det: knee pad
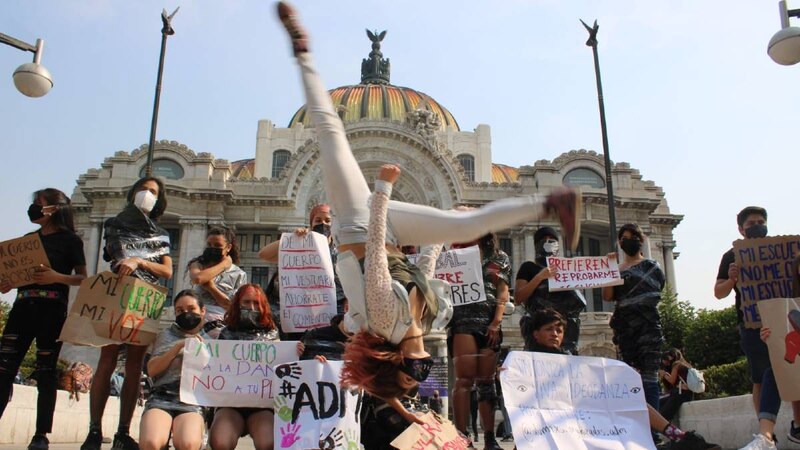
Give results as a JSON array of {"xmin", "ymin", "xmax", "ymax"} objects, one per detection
[{"xmin": 477, "ymin": 382, "xmax": 497, "ymax": 404}]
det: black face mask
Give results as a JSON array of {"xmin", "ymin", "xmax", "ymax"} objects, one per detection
[
  {"xmin": 745, "ymin": 224, "xmax": 768, "ymax": 239},
  {"xmin": 175, "ymin": 312, "xmax": 202, "ymax": 331},
  {"xmin": 201, "ymin": 247, "xmax": 224, "ymax": 264},
  {"xmin": 620, "ymin": 238, "xmax": 642, "ymax": 257},
  {"xmin": 27, "ymin": 204, "xmax": 44, "ymax": 222},
  {"xmin": 239, "ymin": 308, "xmax": 262, "ymax": 329},
  {"xmin": 312, "ymin": 223, "xmax": 331, "ymax": 238},
  {"xmin": 399, "ymin": 356, "xmax": 435, "ymax": 382}
]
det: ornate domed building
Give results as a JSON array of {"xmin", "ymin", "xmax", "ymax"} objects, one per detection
[{"xmin": 69, "ymin": 31, "xmax": 682, "ymax": 361}]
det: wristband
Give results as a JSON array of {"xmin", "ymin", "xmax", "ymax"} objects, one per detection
[{"xmin": 374, "ymin": 180, "xmax": 393, "ymax": 197}]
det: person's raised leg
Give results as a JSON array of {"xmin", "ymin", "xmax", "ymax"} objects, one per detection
[
  {"xmin": 209, "ymin": 408, "xmax": 245, "ymax": 450},
  {"xmin": 277, "ymin": 2, "xmax": 371, "ymax": 245}
]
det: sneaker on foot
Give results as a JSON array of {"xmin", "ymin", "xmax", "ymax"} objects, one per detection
[
  {"xmin": 789, "ymin": 420, "xmax": 800, "ymax": 444},
  {"xmin": 27, "ymin": 434, "xmax": 49, "ymax": 450},
  {"xmin": 671, "ymin": 431, "xmax": 721, "ymax": 450},
  {"xmin": 276, "ymin": 2, "xmax": 308, "ymax": 56},
  {"xmin": 544, "ymin": 187, "xmax": 581, "ymax": 252},
  {"xmin": 111, "ymin": 433, "xmax": 140, "ymax": 450},
  {"xmin": 739, "ymin": 434, "xmax": 777, "ymax": 450},
  {"xmin": 80, "ymin": 430, "xmax": 102, "ymax": 450}
]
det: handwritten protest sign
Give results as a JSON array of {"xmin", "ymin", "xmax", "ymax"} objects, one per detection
[
  {"xmin": 733, "ymin": 236, "xmax": 800, "ymax": 328},
  {"xmin": 407, "ymin": 246, "xmax": 486, "ymax": 306},
  {"xmin": 500, "ymin": 351, "xmax": 654, "ymax": 450},
  {"xmin": 758, "ymin": 298, "xmax": 800, "ymax": 401},
  {"xmin": 0, "ymin": 234, "xmax": 50, "ymax": 288},
  {"xmin": 179, "ymin": 339, "xmax": 299, "ymax": 408},
  {"xmin": 390, "ymin": 413, "xmax": 471, "ymax": 450},
  {"xmin": 271, "ymin": 360, "xmax": 362, "ymax": 449},
  {"xmin": 546, "ymin": 256, "xmax": 623, "ymax": 292},
  {"xmin": 278, "ymin": 232, "xmax": 337, "ymax": 332},
  {"xmin": 59, "ymin": 271, "xmax": 167, "ymax": 347}
]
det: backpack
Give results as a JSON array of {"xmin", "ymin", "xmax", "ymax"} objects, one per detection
[
  {"xmin": 59, "ymin": 362, "xmax": 93, "ymax": 401},
  {"xmin": 684, "ymin": 368, "xmax": 706, "ymax": 394}
]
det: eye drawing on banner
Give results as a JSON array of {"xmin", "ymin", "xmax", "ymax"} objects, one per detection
[
  {"xmin": 276, "ymin": 362, "xmax": 302, "ymax": 379},
  {"xmin": 319, "ymin": 427, "xmax": 343, "ymax": 450},
  {"xmin": 279, "ymin": 422, "xmax": 302, "ymax": 448}
]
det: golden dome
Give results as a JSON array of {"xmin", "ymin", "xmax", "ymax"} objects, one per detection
[
  {"xmin": 288, "ymin": 84, "xmax": 459, "ymax": 132},
  {"xmin": 492, "ymin": 164, "xmax": 519, "ymax": 183}
]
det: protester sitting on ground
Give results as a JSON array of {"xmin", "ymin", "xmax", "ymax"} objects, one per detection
[
  {"xmin": 524, "ymin": 308, "xmax": 720, "ymax": 450},
  {"xmin": 187, "ymin": 226, "xmax": 246, "ymax": 338},
  {"xmin": 659, "ymin": 349, "xmax": 693, "ymax": 422},
  {"xmin": 0, "ymin": 188, "xmax": 87, "ymax": 450},
  {"xmin": 82, "ymin": 177, "xmax": 173, "ymax": 450},
  {"xmin": 210, "ymin": 283, "xmax": 302, "ymax": 450},
  {"xmin": 602, "ymin": 223, "xmax": 665, "ymax": 412},
  {"xmin": 138, "ymin": 290, "xmax": 208, "ymax": 450}
]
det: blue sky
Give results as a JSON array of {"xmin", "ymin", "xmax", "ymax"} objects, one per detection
[{"xmin": 2, "ymin": 1, "xmax": 799, "ymax": 311}]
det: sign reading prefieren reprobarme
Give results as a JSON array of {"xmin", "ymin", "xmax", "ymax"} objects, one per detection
[
  {"xmin": 278, "ymin": 232, "xmax": 337, "ymax": 332},
  {"xmin": 546, "ymin": 256, "xmax": 623, "ymax": 292}
]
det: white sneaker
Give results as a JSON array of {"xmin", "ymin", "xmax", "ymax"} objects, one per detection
[{"xmin": 739, "ymin": 434, "xmax": 777, "ymax": 450}]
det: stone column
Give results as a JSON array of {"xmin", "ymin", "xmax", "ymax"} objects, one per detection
[
  {"xmin": 175, "ymin": 219, "xmax": 208, "ymax": 293},
  {"xmin": 84, "ymin": 219, "xmax": 102, "ymax": 275},
  {"xmin": 643, "ymin": 235, "xmax": 653, "ymax": 259},
  {"xmin": 524, "ymin": 229, "xmax": 536, "ymax": 262},
  {"xmin": 662, "ymin": 242, "xmax": 677, "ymax": 291}
]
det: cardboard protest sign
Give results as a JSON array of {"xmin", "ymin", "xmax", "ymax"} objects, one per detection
[
  {"xmin": 271, "ymin": 360, "xmax": 362, "ymax": 450},
  {"xmin": 278, "ymin": 232, "xmax": 337, "ymax": 332},
  {"xmin": 501, "ymin": 351, "xmax": 654, "ymax": 450},
  {"xmin": 59, "ymin": 271, "xmax": 167, "ymax": 347},
  {"xmin": 407, "ymin": 246, "xmax": 486, "ymax": 306},
  {"xmin": 180, "ymin": 339, "xmax": 300, "ymax": 408},
  {"xmin": 390, "ymin": 413, "xmax": 471, "ymax": 450},
  {"xmin": 758, "ymin": 298, "xmax": 800, "ymax": 401},
  {"xmin": 733, "ymin": 236, "xmax": 800, "ymax": 328},
  {"xmin": 546, "ymin": 256, "xmax": 623, "ymax": 292},
  {"xmin": 0, "ymin": 234, "xmax": 50, "ymax": 288}
]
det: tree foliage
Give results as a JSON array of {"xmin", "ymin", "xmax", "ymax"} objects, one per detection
[
  {"xmin": 684, "ymin": 306, "xmax": 742, "ymax": 369},
  {"xmin": 658, "ymin": 285, "xmax": 695, "ymax": 351}
]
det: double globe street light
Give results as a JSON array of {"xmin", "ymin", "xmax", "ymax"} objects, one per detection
[
  {"xmin": 768, "ymin": 0, "xmax": 800, "ymax": 65},
  {"xmin": 0, "ymin": 32, "xmax": 53, "ymax": 97}
]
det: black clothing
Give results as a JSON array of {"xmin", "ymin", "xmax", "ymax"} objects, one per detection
[
  {"xmin": 0, "ymin": 229, "xmax": 84, "ymax": 434},
  {"xmin": 717, "ymin": 249, "xmax": 743, "ymax": 324},
  {"xmin": 516, "ymin": 259, "xmax": 584, "ymax": 354},
  {"xmin": 360, "ymin": 395, "xmax": 429, "ymax": 450},
  {"xmin": 450, "ymin": 251, "xmax": 511, "ymax": 339},
  {"xmin": 103, "ymin": 205, "xmax": 170, "ymax": 285},
  {"xmin": 609, "ymin": 259, "xmax": 665, "ymax": 376},
  {"xmin": 299, "ymin": 324, "xmax": 347, "ymax": 361},
  {"xmin": 17, "ymin": 230, "xmax": 85, "ymax": 304},
  {"xmin": 527, "ymin": 343, "xmax": 568, "ymax": 355}
]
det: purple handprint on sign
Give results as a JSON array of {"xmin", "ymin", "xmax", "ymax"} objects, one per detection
[{"xmin": 280, "ymin": 422, "xmax": 302, "ymax": 448}]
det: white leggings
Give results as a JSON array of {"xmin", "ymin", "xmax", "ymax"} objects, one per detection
[{"xmin": 297, "ymin": 53, "xmax": 545, "ymax": 246}]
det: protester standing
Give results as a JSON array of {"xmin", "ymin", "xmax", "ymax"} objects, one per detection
[
  {"xmin": 0, "ymin": 189, "xmax": 87, "ymax": 450},
  {"xmin": 81, "ymin": 177, "xmax": 173, "ymax": 450}
]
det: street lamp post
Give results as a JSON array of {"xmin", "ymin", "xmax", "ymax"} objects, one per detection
[
  {"xmin": 145, "ymin": 7, "xmax": 180, "ymax": 178},
  {"xmin": 0, "ymin": 32, "xmax": 53, "ymax": 97},
  {"xmin": 768, "ymin": 0, "xmax": 800, "ymax": 65},
  {"xmin": 580, "ymin": 19, "xmax": 618, "ymax": 248}
]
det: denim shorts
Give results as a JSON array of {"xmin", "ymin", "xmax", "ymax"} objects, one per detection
[{"xmin": 739, "ymin": 324, "xmax": 772, "ymax": 384}]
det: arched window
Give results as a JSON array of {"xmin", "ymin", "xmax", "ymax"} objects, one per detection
[
  {"xmin": 139, "ymin": 158, "xmax": 184, "ymax": 180},
  {"xmin": 457, "ymin": 154, "xmax": 475, "ymax": 182},
  {"xmin": 563, "ymin": 167, "xmax": 605, "ymax": 188},
  {"xmin": 271, "ymin": 150, "xmax": 291, "ymax": 178}
]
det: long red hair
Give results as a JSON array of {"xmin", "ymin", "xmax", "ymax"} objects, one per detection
[
  {"xmin": 224, "ymin": 284, "xmax": 276, "ymax": 330},
  {"xmin": 341, "ymin": 331, "xmax": 417, "ymax": 400}
]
